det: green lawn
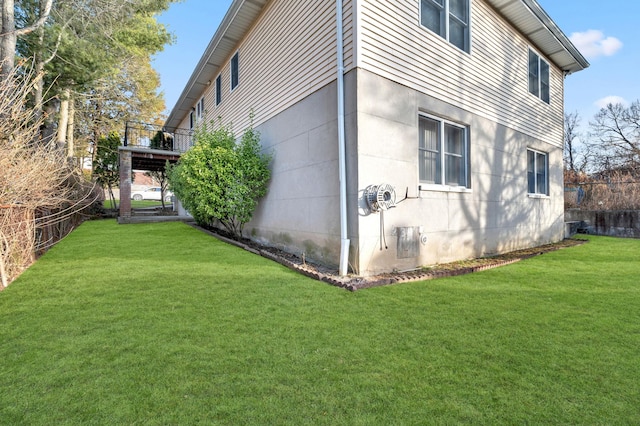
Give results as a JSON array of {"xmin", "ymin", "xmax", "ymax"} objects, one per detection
[
  {"xmin": 103, "ymin": 200, "xmax": 168, "ymax": 210},
  {"xmin": 1, "ymin": 220, "xmax": 639, "ymax": 425}
]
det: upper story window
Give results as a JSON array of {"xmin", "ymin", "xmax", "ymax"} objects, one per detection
[
  {"xmin": 419, "ymin": 114, "xmax": 470, "ymax": 188},
  {"xmin": 420, "ymin": 0, "xmax": 470, "ymax": 52},
  {"xmin": 527, "ymin": 148, "xmax": 548, "ymax": 195},
  {"xmin": 215, "ymin": 75, "xmax": 222, "ymax": 106},
  {"xmin": 528, "ymin": 49, "xmax": 550, "ymax": 104},
  {"xmin": 230, "ymin": 52, "xmax": 239, "ymax": 91},
  {"xmin": 196, "ymin": 97, "xmax": 204, "ymax": 121},
  {"xmin": 189, "ymin": 110, "xmax": 194, "ymax": 130}
]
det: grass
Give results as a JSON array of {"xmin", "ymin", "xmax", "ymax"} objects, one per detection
[
  {"xmin": 103, "ymin": 200, "xmax": 166, "ymax": 209},
  {"xmin": 1, "ymin": 220, "xmax": 639, "ymax": 425}
]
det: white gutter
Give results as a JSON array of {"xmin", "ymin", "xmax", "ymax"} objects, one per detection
[{"xmin": 336, "ymin": 0, "xmax": 350, "ymax": 276}]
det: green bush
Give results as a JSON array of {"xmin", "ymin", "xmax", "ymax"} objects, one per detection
[{"xmin": 168, "ymin": 118, "xmax": 271, "ymax": 238}]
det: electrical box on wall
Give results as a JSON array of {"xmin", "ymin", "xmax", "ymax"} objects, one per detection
[{"xmin": 395, "ymin": 226, "xmax": 421, "ymax": 259}]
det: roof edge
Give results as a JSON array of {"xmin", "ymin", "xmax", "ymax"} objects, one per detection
[
  {"xmin": 522, "ymin": 0, "xmax": 590, "ymax": 73},
  {"xmin": 164, "ymin": 0, "xmax": 247, "ymax": 131}
]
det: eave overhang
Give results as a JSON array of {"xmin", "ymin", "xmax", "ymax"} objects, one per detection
[
  {"xmin": 164, "ymin": 0, "xmax": 269, "ymax": 132},
  {"xmin": 485, "ymin": 0, "xmax": 589, "ymax": 74}
]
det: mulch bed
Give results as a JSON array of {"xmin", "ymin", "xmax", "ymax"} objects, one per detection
[{"xmin": 190, "ymin": 223, "xmax": 588, "ymax": 291}]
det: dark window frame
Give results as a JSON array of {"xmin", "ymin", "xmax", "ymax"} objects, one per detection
[
  {"xmin": 528, "ymin": 49, "xmax": 550, "ymax": 104},
  {"xmin": 420, "ymin": 0, "xmax": 471, "ymax": 53},
  {"xmin": 230, "ymin": 52, "xmax": 239, "ymax": 91},
  {"xmin": 215, "ymin": 75, "xmax": 222, "ymax": 106}
]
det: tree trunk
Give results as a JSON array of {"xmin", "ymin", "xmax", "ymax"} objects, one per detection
[
  {"xmin": 33, "ymin": 25, "xmax": 46, "ymax": 125},
  {"xmin": 57, "ymin": 89, "xmax": 70, "ymax": 151},
  {"xmin": 0, "ymin": 0, "xmax": 53, "ymax": 78},
  {"xmin": 1, "ymin": 0, "xmax": 16, "ymax": 78},
  {"xmin": 67, "ymin": 96, "xmax": 76, "ymax": 161},
  {"xmin": 41, "ymin": 98, "xmax": 58, "ymax": 147}
]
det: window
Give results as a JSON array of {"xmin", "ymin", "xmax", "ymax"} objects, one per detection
[
  {"xmin": 215, "ymin": 75, "xmax": 222, "ymax": 105},
  {"xmin": 528, "ymin": 49, "xmax": 550, "ymax": 103},
  {"xmin": 189, "ymin": 110, "xmax": 194, "ymax": 130},
  {"xmin": 230, "ymin": 52, "xmax": 239, "ymax": 91},
  {"xmin": 419, "ymin": 114, "xmax": 469, "ymax": 187},
  {"xmin": 527, "ymin": 149, "xmax": 548, "ymax": 195},
  {"xmin": 196, "ymin": 97, "xmax": 204, "ymax": 121},
  {"xmin": 420, "ymin": 0, "xmax": 470, "ymax": 52}
]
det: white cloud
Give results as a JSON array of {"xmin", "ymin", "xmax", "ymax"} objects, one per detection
[
  {"xmin": 570, "ymin": 30, "xmax": 623, "ymax": 60},
  {"xmin": 595, "ymin": 96, "xmax": 629, "ymax": 109}
]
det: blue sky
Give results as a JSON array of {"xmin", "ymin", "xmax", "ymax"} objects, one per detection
[{"xmin": 154, "ymin": 0, "xmax": 637, "ymax": 124}]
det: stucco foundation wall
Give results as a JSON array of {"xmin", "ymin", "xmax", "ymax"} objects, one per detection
[
  {"xmin": 353, "ymin": 69, "xmax": 565, "ymax": 275},
  {"xmin": 244, "ymin": 77, "xmax": 358, "ymax": 268}
]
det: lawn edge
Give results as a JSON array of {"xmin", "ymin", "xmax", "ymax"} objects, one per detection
[{"xmin": 187, "ymin": 223, "xmax": 588, "ymax": 291}]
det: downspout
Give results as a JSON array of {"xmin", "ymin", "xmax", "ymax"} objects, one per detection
[{"xmin": 336, "ymin": 0, "xmax": 350, "ymax": 276}]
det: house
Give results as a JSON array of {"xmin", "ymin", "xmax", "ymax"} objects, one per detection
[{"xmin": 164, "ymin": 0, "xmax": 588, "ymax": 276}]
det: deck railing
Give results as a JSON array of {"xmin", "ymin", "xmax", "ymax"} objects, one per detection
[{"xmin": 124, "ymin": 121, "xmax": 193, "ymax": 154}]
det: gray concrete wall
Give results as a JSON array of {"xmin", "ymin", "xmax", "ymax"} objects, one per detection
[
  {"xmin": 244, "ymin": 76, "xmax": 357, "ymax": 268},
  {"xmin": 565, "ymin": 210, "xmax": 640, "ymax": 238}
]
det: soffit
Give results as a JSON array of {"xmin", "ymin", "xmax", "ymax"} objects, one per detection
[
  {"xmin": 485, "ymin": 0, "xmax": 589, "ymax": 73},
  {"xmin": 165, "ymin": 0, "xmax": 269, "ymax": 131}
]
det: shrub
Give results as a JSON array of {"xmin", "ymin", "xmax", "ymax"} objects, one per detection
[
  {"xmin": 168, "ymin": 118, "xmax": 271, "ymax": 238},
  {"xmin": 0, "ymin": 62, "xmax": 97, "ymax": 287}
]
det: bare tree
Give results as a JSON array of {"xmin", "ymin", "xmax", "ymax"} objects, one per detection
[
  {"xmin": 564, "ymin": 111, "xmax": 581, "ymax": 173},
  {"xmin": 589, "ymin": 101, "xmax": 640, "ymax": 176}
]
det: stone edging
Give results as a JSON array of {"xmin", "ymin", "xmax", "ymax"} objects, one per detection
[{"xmin": 188, "ymin": 223, "xmax": 587, "ymax": 291}]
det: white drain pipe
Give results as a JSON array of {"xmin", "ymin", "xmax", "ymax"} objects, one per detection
[{"xmin": 336, "ymin": 0, "xmax": 350, "ymax": 276}]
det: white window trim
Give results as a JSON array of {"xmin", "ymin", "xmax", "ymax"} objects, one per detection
[
  {"xmin": 196, "ymin": 97, "xmax": 205, "ymax": 121},
  {"xmin": 230, "ymin": 51, "xmax": 239, "ymax": 92},
  {"xmin": 419, "ymin": 0, "xmax": 472, "ymax": 54},
  {"xmin": 527, "ymin": 148, "xmax": 550, "ymax": 197},
  {"xmin": 418, "ymin": 113, "xmax": 471, "ymax": 192},
  {"xmin": 528, "ymin": 47, "xmax": 550, "ymax": 104},
  {"xmin": 419, "ymin": 184, "xmax": 472, "ymax": 194}
]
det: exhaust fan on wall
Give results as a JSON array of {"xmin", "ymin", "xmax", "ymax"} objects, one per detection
[{"xmin": 364, "ymin": 183, "xmax": 397, "ymax": 213}]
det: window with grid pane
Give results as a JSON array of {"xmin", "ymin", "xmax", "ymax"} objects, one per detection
[
  {"xmin": 419, "ymin": 115, "xmax": 469, "ymax": 187},
  {"xmin": 420, "ymin": 0, "xmax": 470, "ymax": 52}
]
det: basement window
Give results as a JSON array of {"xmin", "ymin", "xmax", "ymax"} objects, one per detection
[
  {"xmin": 527, "ymin": 148, "xmax": 548, "ymax": 195},
  {"xmin": 419, "ymin": 114, "xmax": 470, "ymax": 188}
]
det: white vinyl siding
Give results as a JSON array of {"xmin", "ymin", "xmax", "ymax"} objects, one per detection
[
  {"xmin": 183, "ymin": 0, "xmax": 350, "ymax": 134},
  {"xmin": 358, "ymin": 0, "xmax": 564, "ymax": 148}
]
